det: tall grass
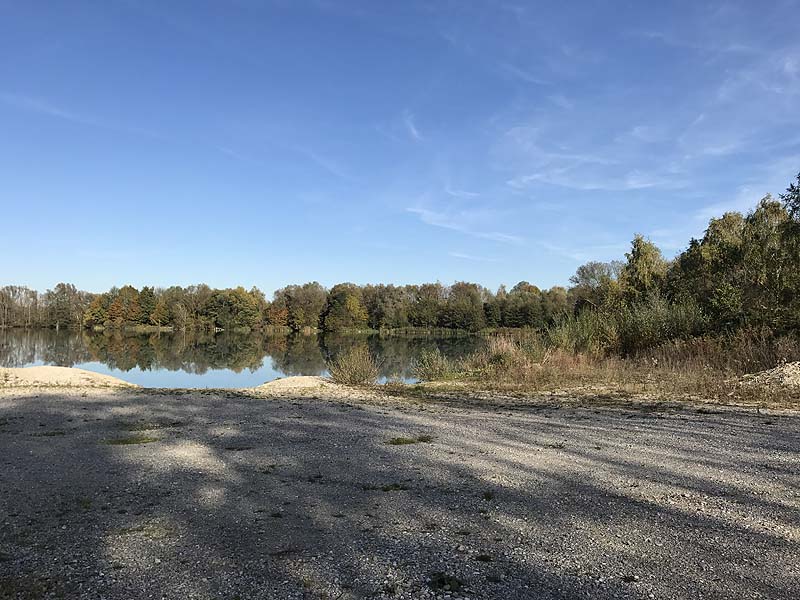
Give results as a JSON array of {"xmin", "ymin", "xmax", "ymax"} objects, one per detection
[
  {"xmin": 412, "ymin": 320, "xmax": 800, "ymax": 405},
  {"xmin": 411, "ymin": 349, "xmax": 459, "ymax": 381},
  {"xmin": 545, "ymin": 297, "xmax": 708, "ymax": 355},
  {"xmin": 327, "ymin": 346, "xmax": 381, "ymax": 385}
]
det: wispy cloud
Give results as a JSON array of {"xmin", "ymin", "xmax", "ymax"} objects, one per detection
[
  {"xmin": 407, "ymin": 207, "xmax": 524, "ymax": 245},
  {"xmin": 508, "ymin": 169, "xmax": 679, "ymax": 192},
  {"xmin": 444, "ymin": 184, "xmax": 480, "ymax": 199},
  {"xmin": 299, "ymin": 148, "xmax": 356, "ymax": 181},
  {"xmin": 448, "ymin": 251, "xmax": 498, "ymax": 262},
  {"xmin": 402, "ymin": 110, "xmax": 423, "ymax": 141},
  {"xmin": 498, "ymin": 62, "xmax": 550, "ymax": 85},
  {"xmin": 0, "ymin": 92, "xmax": 164, "ymax": 139},
  {"xmin": 630, "ymin": 30, "xmax": 757, "ymax": 56},
  {"xmin": 538, "ymin": 240, "xmax": 628, "ymax": 263},
  {"xmin": 695, "ymin": 156, "xmax": 800, "ymax": 221}
]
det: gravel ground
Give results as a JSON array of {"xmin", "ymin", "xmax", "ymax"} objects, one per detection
[{"xmin": 0, "ymin": 385, "xmax": 798, "ymax": 599}]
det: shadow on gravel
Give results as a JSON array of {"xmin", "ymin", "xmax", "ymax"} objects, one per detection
[{"xmin": 0, "ymin": 390, "xmax": 798, "ymax": 599}]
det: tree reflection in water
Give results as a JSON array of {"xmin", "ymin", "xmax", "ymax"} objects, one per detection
[{"xmin": 0, "ymin": 328, "xmax": 482, "ymax": 385}]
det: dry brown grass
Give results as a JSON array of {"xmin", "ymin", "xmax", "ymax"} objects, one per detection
[
  {"xmin": 327, "ymin": 346, "xmax": 381, "ymax": 386},
  {"xmin": 444, "ymin": 331, "xmax": 800, "ymax": 408}
]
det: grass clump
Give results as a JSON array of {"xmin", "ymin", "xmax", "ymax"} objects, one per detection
[
  {"xmin": 102, "ymin": 435, "xmax": 159, "ymax": 445},
  {"xmin": 118, "ymin": 420, "xmax": 183, "ymax": 431},
  {"xmin": 412, "ymin": 349, "xmax": 459, "ymax": 381},
  {"xmin": 387, "ymin": 434, "xmax": 434, "ymax": 445},
  {"xmin": 363, "ymin": 482, "xmax": 411, "ymax": 492},
  {"xmin": 327, "ymin": 346, "xmax": 381, "ymax": 385}
]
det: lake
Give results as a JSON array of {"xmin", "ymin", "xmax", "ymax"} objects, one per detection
[{"xmin": 0, "ymin": 329, "xmax": 483, "ymax": 388}]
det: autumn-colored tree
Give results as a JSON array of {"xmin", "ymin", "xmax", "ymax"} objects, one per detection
[
  {"xmin": 149, "ymin": 298, "xmax": 170, "ymax": 327},
  {"xmin": 83, "ymin": 296, "xmax": 109, "ymax": 328}
]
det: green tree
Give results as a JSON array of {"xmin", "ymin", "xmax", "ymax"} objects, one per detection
[
  {"xmin": 139, "ymin": 286, "xmax": 156, "ymax": 324},
  {"xmin": 620, "ymin": 235, "xmax": 667, "ymax": 302},
  {"xmin": 321, "ymin": 283, "xmax": 369, "ymax": 331},
  {"xmin": 204, "ymin": 287, "xmax": 261, "ymax": 331},
  {"xmin": 408, "ymin": 283, "xmax": 444, "ymax": 328},
  {"xmin": 439, "ymin": 282, "xmax": 486, "ymax": 331}
]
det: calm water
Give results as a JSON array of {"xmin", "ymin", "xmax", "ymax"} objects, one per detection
[{"xmin": 0, "ymin": 329, "xmax": 482, "ymax": 388}]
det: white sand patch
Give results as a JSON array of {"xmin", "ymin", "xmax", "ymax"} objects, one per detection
[
  {"xmin": 253, "ymin": 375, "xmax": 337, "ymax": 391},
  {"xmin": 0, "ymin": 366, "xmax": 137, "ymax": 388}
]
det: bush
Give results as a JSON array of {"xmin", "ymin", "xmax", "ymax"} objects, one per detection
[
  {"xmin": 412, "ymin": 349, "xmax": 458, "ymax": 381},
  {"xmin": 466, "ymin": 335, "xmax": 534, "ymax": 378},
  {"xmin": 327, "ymin": 346, "xmax": 381, "ymax": 385},
  {"xmin": 617, "ymin": 296, "xmax": 708, "ymax": 354},
  {"xmin": 546, "ymin": 310, "xmax": 617, "ymax": 354}
]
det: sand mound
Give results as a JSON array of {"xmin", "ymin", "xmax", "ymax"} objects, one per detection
[
  {"xmin": 249, "ymin": 375, "xmax": 383, "ymax": 400},
  {"xmin": 740, "ymin": 362, "xmax": 800, "ymax": 388},
  {"xmin": 254, "ymin": 375, "xmax": 337, "ymax": 391},
  {"xmin": 0, "ymin": 366, "xmax": 138, "ymax": 388}
]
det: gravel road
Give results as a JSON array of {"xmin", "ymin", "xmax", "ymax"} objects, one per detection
[{"xmin": 1, "ymin": 386, "xmax": 798, "ymax": 599}]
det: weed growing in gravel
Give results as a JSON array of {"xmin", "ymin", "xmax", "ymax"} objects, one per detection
[
  {"xmin": 118, "ymin": 420, "xmax": 183, "ymax": 431},
  {"xmin": 113, "ymin": 523, "xmax": 174, "ymax": 539},
  {"xmin": 482, "ymin": 490, "xmax": 496, "ymax": 501},
  {"xmin": 364, "ymin": 483, "xmax": 410, "ymax": 492},
  {"xmin": 102, "ymin": 435, "xmax": 159, "ymax": 445},
  {"xmin": 387, "ymin": 434, "xmax": 434, "ymax": 445},
  {"xmin": 388, "ymin": 436, "xmax": 416, "ymax": 445},
  {"xmin": 381, "ymin": 483, "xmax": 410, "ymax": 492}
]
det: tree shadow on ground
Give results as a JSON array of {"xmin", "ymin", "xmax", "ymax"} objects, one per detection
[{"xmin": 0, "ymin": 388, "xmax": 798, "ymax": 599}]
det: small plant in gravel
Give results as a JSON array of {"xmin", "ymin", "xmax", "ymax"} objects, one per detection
[
  {"xmin": 364, "ymin": 482, "xmax": 410, "ymax": 492},
  {"xmin": 119, "ymin": 420, "xmax": 183, "ymax": 431},
  {"xmin": 387, "ymin": 434, "xmax": 434, "ymax": 445},
  {"xmin": 387, "ymin": 436, "xmax": 417, "ymax": 445},
  {"xmin": 381, "ymin": 483, "xmax": 410, "ymax": 492},
  {"xmin": 327, "ymin": 346, "xmax": 381, "ymax": 385},
  {"xmin": 102, "ymin": 435, "xmax": 159, "ymax": 445},
  {"xmin": 482, "ymin": 490, "xmax": 496, "ymax": 501}
]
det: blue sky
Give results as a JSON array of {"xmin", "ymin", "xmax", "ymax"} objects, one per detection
[{"xmin": 2, "ymin": 1, "xmax": 799, "ymax": 294}]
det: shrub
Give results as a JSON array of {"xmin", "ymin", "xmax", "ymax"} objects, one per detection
[
  {"xmin": 617, "ymin": 296, "xmax": 708, "ymax": 354},
  {"xmin": 327, "ymin": 346, "xmax": 380, "ymax": 385},
  {"xmin": 465, "ymin": 335, "xmax": 535, "ymax": 378},
  {"xmin": 546, "ymin": 310, "xmax": 617, "ymax": 354},
  {"xmin": 412, "ymin": 348, "xmax": 458, "ymax": 381}
]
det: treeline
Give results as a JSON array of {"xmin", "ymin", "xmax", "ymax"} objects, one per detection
[
  {"xmin": 0, "ymin": 280, "xmax": 571, "ymax": 333},
  {"xmin": 2, "ymin": 172, "xmax": 798, "ymax": 347}
]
